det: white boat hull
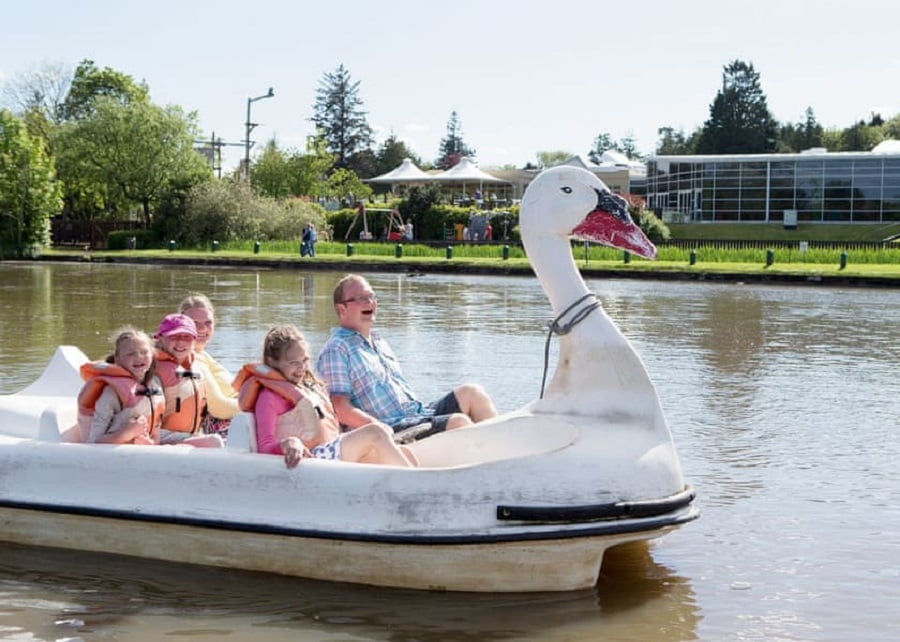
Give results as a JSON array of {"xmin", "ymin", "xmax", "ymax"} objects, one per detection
[{"xmin": 0, "ymin": 345, "xmax": 697, "ymax": 592}]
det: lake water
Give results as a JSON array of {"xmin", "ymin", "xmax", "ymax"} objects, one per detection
[{"xmin": 0, "ymin": 261, "xmax": 898, "ymax": 641}]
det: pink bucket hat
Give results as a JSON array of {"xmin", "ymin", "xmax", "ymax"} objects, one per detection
[{"xmin": 155, "ymin": 313, "xmax": 198, "ymax": 338}]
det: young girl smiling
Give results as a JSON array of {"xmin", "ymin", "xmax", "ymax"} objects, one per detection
[{"xmin": 234, "ymin": 324, "xmax": 416, "ymax": 469}]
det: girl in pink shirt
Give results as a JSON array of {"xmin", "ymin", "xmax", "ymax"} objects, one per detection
[{"xmin": 234, "ymin": 325, "xmax": 416, "ymax": 469}]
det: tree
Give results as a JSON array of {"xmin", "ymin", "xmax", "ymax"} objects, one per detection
[
  {"xmin": 325, "ymin": 167, "xmax": 372, "ymax": 204},
  {"xmin": 0, "ymin": 109, "xmax": 62, "ymax": 257},
  {"xmin": 310, "ymin": 64, "xmax": 373, "ymax": 172},
  {"xmin": 435, "ymin": 111, "xmax": 475, "ymax": 169},
  {"xmin": 54, "ymin": 98, "xmax": 210, "ymax": 226},
  {"xmin": 0, "ymin": 61, "xmax": 73, "ymax": 144},
  {"xmin": 695, "ymin": 60, "xmax": 777, "ymax": 154},
  {"xmin": 60, "ymin": 59, "xmax": 149, "ymax": 122},
  {"xmin": 536, "ymin": 150, "xmax": 572, "ymax": 168},
  {"xmin": 839, "ymin": 119, "xmax": 884, "ymax": 152},
  {"xmin": 655, "ymin": 127, "xmax": 695, "ymax": 155},
  {"xmin": 588, "ymin": 133, "xmax": 615, "ymax": 163},
  {"xmin": 375, "ymin": 133, "xmax": 421, "ymax": 175},
  {"xmin": 250, "ymin": 139, "xmax": 293, "ymax": 198}
]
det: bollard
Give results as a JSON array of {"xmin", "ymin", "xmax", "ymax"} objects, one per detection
[
  {"xmin": 765, "ymin": 249, "xmax": 774, "ymax": 267},
  {"xmin": 211, "ymin": 240, "xmax": 219, "ymax": 252},
  {"xmin": 502, "ymin": 244, "xmax": 510, "ymax": 260},
  {"xmin": 840, "ymin": 251, "xmax": 848, "ymax": 270},
  {"xmin": 446, "ymin": 245, "xmax": 453, "ymax": 260},
  {"xmin": 168, "ymin": 240, "xmax": 176, "ymax": 252},
  {"xmin": 253, "ymin": 241, "xmax": 260, "ymax": 254},
  {"xmin": 689, "ymin": 249, "xmax": 697, "ymax": 266},
  {"xmin": 346, "ymin": 243, "xmax": 355, "ymax": 257},
  {"xmin": 395, "ymin": 243, "xmax": 403, "ymax": 258},
  {"xmin": 623, "ymin": 250, "xmax": 630, "ymax": 264}
]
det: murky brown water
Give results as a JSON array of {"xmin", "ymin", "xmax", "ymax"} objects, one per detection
[{"xmin": 1, "ymin": 262, "xmax": 899, "ymax": 641}]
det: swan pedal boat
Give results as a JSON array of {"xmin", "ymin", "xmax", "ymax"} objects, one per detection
[{"xmin": 0, "ymin": 167, "xmax": 698, "ymax": 593}]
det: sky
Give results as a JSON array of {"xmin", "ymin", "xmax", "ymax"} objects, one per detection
[{"xmin": 2, "ymin": 0, "xmax": 899, "ymax": 171}]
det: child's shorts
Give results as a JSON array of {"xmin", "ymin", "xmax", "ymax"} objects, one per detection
[{"xmin": 311, "ymin": 435, "xmax": 342, "ymax": 461}]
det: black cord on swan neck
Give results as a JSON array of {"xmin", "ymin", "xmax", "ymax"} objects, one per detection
[{"xmin": 540, "ymin": 293, "xmax": 602, "ymax": 398}]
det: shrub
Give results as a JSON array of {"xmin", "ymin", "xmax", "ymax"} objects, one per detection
[{"xmin": 107, "ymin": 229, "xmax": 159, "ymax": 249}]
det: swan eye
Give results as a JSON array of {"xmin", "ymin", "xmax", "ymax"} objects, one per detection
[{"xmin": 560, "ymin": 186, "xmax": 572, "ymax": 194}]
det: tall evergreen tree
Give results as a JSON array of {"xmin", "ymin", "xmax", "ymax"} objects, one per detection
[
  {"xmin": 435, "ymin": 111, "xmax": 475, "ymax": 169},
  {"xmin": 695, "ymin": 60, "xmax": 777, "ymax": 154},
  {"xmin": 310, "ymin": 64, "xmax": 373, "ymax": 172}
]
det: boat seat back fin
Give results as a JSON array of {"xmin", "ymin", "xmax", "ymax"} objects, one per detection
[
  {"xmin": 227, "ymin": 412, "xmax": 258, "ymax": 452},
  {"xmin": 20, "ymin": 346, "xmax": 89, "ymax": 397},
  {"xmin": 39, "ymin": 405, "xmax": 78, "ymax": 442}
]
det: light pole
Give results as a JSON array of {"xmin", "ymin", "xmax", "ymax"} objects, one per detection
[{"xmin": 243, "ymin": 87, "xmax": 274, "ymax": 180}]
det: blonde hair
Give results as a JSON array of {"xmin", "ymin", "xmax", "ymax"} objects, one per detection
[
  {"xmin": 262, "ymin": 324, "xmax": 319, "ymax": 386},
  {"xmin": 108, "ymin": 326, "xmax": 155, "ymax": 383},
  {"xmin": 179, "ymin": 292, "xmax": 214, "ymax": 315}
]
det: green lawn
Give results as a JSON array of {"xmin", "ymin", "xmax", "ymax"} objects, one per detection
[{"xmin": 668, "ymin": 223, "xmax": 900, "ymax": 242}]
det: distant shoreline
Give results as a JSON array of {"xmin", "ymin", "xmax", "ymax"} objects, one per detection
[{"xmin": 23, "ymin": 252, "xmax": 900, "ymax": 289}]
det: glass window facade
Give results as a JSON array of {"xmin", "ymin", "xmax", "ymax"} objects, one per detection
[{"xmin": 646, "ymin": 152, "xmax": 900, "ymax": 223}]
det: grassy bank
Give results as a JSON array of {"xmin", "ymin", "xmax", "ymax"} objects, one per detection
[
  {"xmin": 668, "ymin": 222, "xmax": 900, "ymax": 242},
  {"xmin": 38, "ymin": 242, "xmax": 900, "ymax": 287}
]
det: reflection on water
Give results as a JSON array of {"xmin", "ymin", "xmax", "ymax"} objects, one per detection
[
  {"xmin": 3, "ymin": 263, "xmax": 900, "ymax": 640},
  {"xmin": 0, "ymin": 542, "xmax": 697, "ymax": 641}
]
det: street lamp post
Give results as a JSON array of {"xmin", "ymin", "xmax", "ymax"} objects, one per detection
[{"xmin": 243, "ymin": 87, "xmax": 274, "ymax": 180}]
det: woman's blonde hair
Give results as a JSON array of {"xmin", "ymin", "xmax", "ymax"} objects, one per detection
[{"xmin": 179, "ymin": 292, "xmax": 214, "ymax": 315}]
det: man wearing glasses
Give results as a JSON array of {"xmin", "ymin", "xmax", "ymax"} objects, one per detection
[{"xmin": 317, "ymin": 274, "xmax": 497, "ymax": 439}]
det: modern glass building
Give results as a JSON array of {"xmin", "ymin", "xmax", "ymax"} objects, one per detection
[{"xmin": 646, "ymin": 143, "xmax": 900, "ymax": 223}]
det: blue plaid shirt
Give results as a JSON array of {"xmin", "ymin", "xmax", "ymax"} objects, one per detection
[{"xmin": 316, "ymin": 327, "xmax": 425, "ymax": 426}]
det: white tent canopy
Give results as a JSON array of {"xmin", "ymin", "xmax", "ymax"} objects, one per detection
[
  {"xmin": 366, "ymin": 158, "xmax": 433, "ymax": 183},
  {"xmin": 431, "ymin": 157, "xmax": 506, "ymax": 183}
]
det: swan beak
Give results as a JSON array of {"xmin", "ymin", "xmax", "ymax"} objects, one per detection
[{"xmin": 572, "ymin": 190, "xmax": 657, "ymax": 260}]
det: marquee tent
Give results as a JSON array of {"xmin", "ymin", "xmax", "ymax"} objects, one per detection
[
  {"xmin": 366, "ymin": 158, "xmax": 433, "ymax": 184},
  {"xmin": 431, "ymin": 157, "xmax": 506, "ymax": 185}
]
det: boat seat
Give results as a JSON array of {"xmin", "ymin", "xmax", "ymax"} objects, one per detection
[
  {"xmin": 38, "ymin": 405, "xmax": 79, "ymax": 442},
  {"xmin": 227, "ymin": 412, "xmax": 258, "ymax": 452}
]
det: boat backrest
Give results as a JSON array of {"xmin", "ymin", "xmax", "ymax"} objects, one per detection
[
  {"xmin": 38, "ymin": 404, "xmax": 79, "ymax": 442},
  {"xmin": 227, "ymin": 412, "xmax": 258, "ymax": 453},
  {"xmin": 21, "ymin": 346, "xmax": 89, "ymax": 397}
]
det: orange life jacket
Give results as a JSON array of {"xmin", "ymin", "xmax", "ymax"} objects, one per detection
[
  {"xmin": 76, "ymin": 361, "xmax": 165, "ymax": 443},
  {"xmin": 233, "ymin": 363, "xmax": 339, "ymax": 448},
  {"xmin": 155, "ymin": 349, "xmax": 207, "ymax": 434}
]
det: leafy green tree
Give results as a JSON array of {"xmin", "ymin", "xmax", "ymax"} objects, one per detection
[
  {"xmin": 287, "ymin": 135, "xmax": 335, "ymax": 197},
  {"xmin": 536, "ymin": 150, "xmax": 572, "ymax": 168},
  {"xmin": 0, "ymin": 109, "xmax": 62, "ymax": 257},
  {"xmin": 311, "ymin": 64, "xmax": 373, "ymax": 172},
  {"xmin": 251, "ymin": 139, "xmax": 293, "ymax": 198},
  {"xmin": 695, "ymin": 60, "xmax": 777, "ymax": 154},
  {"xmin": 54, "ymin": 98, "xmax": 210, "ymax": 226},
  {"xmin": 839, "ymin": 119, "xmax": 884, "ymax": 151},
  {"xmin": 435, "ymin": 111, "xmax": 475, "ymax": 169},
  {"xmin": 326, "ymin": 167, "xmax": 372, "ymax": 204},
  {"xmin": 60, "ymin": 59, "xmax": 148, "ymax": 121},
  {"xmin": 883, "ymin": 114, "xmax": 900, "ymax": 140}
]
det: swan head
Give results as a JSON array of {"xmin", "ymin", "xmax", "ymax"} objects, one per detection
[{"xmin": 521, "ymin": 166, "xmax": 656, "ymax": 259}]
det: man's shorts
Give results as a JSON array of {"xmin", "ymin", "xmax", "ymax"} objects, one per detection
[{"xmin": 391, "ymin": 391, "xmax": 461, "ymax": 440}]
